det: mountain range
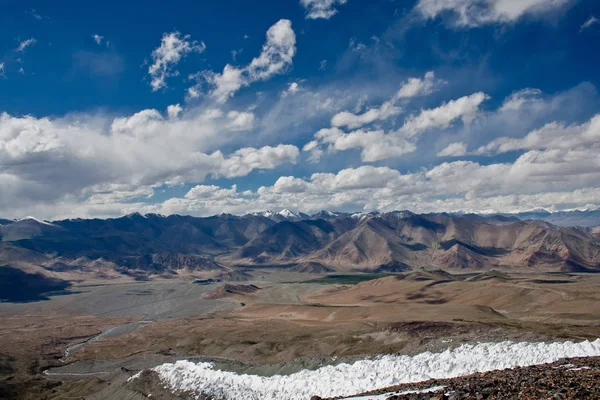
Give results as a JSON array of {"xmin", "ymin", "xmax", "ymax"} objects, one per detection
[{"xmin": 1, "ymin": 209, "xmax": 600, "ymax": 281}]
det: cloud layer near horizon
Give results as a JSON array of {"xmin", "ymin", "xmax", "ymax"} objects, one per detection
[{"xmin": 2, "ymin": 4, "xmax": 600, "ymax": 220}]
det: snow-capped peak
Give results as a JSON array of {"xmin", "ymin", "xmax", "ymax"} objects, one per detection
[
  {"xmin": 125, "ymin": 212, "xmax": 147, "ymax": 219},
  {"xmin": 351, "ymin": 212, "xmax": 371, "ymax": 220},
  {"xmin": 278, "ymin": 209, "xmax": 299, "ymax": 218},
  {"xmin": 18, "ymin": 216, "xmax": 57, "ymax": 226},
  {"xmin": 250, "ymin": 210, "xmax": 276, "ymax": 218},
  {"xmin": 249, "ymin": 209, "xmax": 299, "ymax": 219}
]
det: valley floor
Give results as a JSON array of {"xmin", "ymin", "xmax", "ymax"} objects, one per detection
[{"xmin": 1, "ymin": 269, "xmax": 600, "ymax": 399}]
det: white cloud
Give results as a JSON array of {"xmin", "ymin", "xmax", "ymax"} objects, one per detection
[
  {"xmin": 476, "ymin": 113, "xmax": 600, "ymax": 155},
  {"xmin": 198, "ymin": 20, "xmax": 296, "ymax": 103},
  {"xmin": 437, "ymin": 142, "xmax": 467, "ymax": 157},
  {"xmin": 580, "ymin": 16, "xmax": 599, "ymax": 32},
  {"xmin": 331, "ymin": 71, "xmax": 441, "ymax": 129},
  {"xmin": 307, "ymin": 84, "xmax": 487, "ymax": 163},
  {"xmin": 0, "ymin": 63, "xmax": 4, "ymax": 77},
  {"xmin": 227, "ymin": 111, "xmax": 255, "ymax": 130},
  {"xmin": 140, "ymin": 140, "xmax": 600, "ymax": 216},
  {"xmin": 148, "ymin": 32, "xmax": 206, "ymax": 91},
  {"xmin": 312, "ymin": 127, "xmax": 416, "ymax": 162},
  {"xmin": 167, "ymin": 104, "xmax": 183, "ymax": 119},
  {"xmin": 199, "ymin": 65, "xmax": 244, "ymax": 102},
  {"xmin": 302, "ymin": 140, "xmax": 324, "ymax": 163},
  {"xmin": 247, "ymin": 20, "xmax": 296, "ymax": 82},
  {"xmin": 300, "ymin": 0, "xmax": 348, "ymax": 20},
  {"xmin": 400, "ymin": 92, "xmax": 489, "ymax": 137},
  {"xmin": 331, "ymin": 102, "xmax": 401, "ymax": 129},
  {"xmin": 415, "ymin": 0, "xmax": 572, "ymax": 27},
  {"xmin": 499, "ymin": 88, "xmax": 542, "ymax": 111},
  {"xmin": 395, "ymin": 71, "xmax": 441, "ymax": 99},
  {"xmin": 218, "ymin": 145, "xmax": 300, "ymax": 178},
  {"xmin": 273, "ymin": 176, "xmax": 310, "ymax": 193},
  {"xmin": 4, "ymin": 100, "xmax": 600, "ymax": 218},
  {"xmin": 16, "ymin": 38, "xmax": 36, "ymax": 52},
  {"xmin": 282, "ymin": 82, "xmax": 301, "ymax": 97},
  {"xmin": 92, "ymin": 34, "xmax": 104, "ymax": 45},
  {"xmin": 0, "ymin": 105, "xmax": 298, "ymax": 219}
]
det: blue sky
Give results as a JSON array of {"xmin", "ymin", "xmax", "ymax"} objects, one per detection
[{"xmin": 1, "ymin": 0, "xmax": 600, "ymax": 219}]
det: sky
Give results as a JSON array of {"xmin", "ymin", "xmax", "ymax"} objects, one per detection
[{"xmin": 1, "ymin": 0, "xmax": 600, "ymax": 220}]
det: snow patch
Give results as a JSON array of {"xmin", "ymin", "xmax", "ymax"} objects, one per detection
[
  {"xmin": 351, "ymin": 212, "xmax": 370, "ymax": 220},
  {"xmin": 153, "ymin": 339, "xmax": 600, "ymax": 400},
  {"xmin": 127, "ymin": 371, "xmax": 143, "ymax": 382}
]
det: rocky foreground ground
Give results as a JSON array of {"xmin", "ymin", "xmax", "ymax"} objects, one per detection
[{"xmin": 311, "ymin": 357, "xmax": 600, "ymax": 400}]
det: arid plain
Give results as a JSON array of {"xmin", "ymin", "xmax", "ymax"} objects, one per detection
[{"xmin": 2, "ymin": 268, "xmax": 600, "ymax": 399}]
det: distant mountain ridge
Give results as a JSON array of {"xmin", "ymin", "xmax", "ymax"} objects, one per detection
[
  {"xmin": 504, "ymin": 209, "xmax": 600, "ymax": 228},
  {"xmin": 1, "ymin": 209, "xmax": 600, "ymax": 279}
]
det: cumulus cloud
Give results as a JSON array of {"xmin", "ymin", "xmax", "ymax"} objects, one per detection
[
  {"xmin": 437, "ymin": 142, "xmax": 467, "ymax": 157},
  {"xmin": 140, "ymin": 139, "xmax": 600, "ymax": 216},
  {"xmin": 218, "ymin": 145, "xmax": 299, "ymax": 178},
  {"xmin": 167, "ymin": 104, "xmax": 183, "ymax": 119},
  {"xmin": 415, "ymin": 0, "xmax": 572, "ymax": 27},
  {"xmin": 5, "ymin": 101, "xmax": 600, "ymax": 218},
  {"xmin": 476, "ymin": 113, "xmax": 600, "ymax": 155},
  {"xmin": 331, "ymin": 102, "xmax": 401, "ymax": 129},
  {"xmin": 300, "ymin": 0, "xmax": 348, "ymax": 20},
  {"xmin": 400, "ymin": 92, "xmax": 488, "ymax": 137},
  {"xmin": 0, "ymin": 106, "xmax": 299, "ymax": 219},
  {"xmin": 196, "ymin": 20, "xmax": 296, "ymax": 103},
  {"xmin": 331, "ymin": 71, "xmax": 442, "ymax": 129},
  {"xmin": 148, "ymin": 32, "xmax": 206, "ymax": 91},
  {"xmin": 0, "ymin": 63, "xmax": 4, "ymax": 77},
  {"xmin": 396, "ymin": 71, "xmax": 441, "ymax": 99},
  {"xmin": 16, "ymin": 38, "xmax": 36, "ymax": 52},
  {"xmin": 310, "ymin": 127, "xmax": 415, "ymax": 162},
  {"xmin": 282, "ymin": 82, "xmax": 301, "ymax": 97},
  {"xmin": 306, "ymin": 87, "xmax": 488, "ymax": 163},
  {"xmin": 226, "ymin": 111, "xmax": 256, "ymax": 130}
]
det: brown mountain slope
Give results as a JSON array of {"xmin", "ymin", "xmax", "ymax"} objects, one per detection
[
  {"xmin": 231, "ymin": 213, "xmax": 600, "ymax": 272},
  {"xmin": 2, "ymin": 212, "xmax": 600, "ymax": 276}
]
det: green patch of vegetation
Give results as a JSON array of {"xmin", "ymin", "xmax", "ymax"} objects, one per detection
[{"xmin": 299, "ymin": 273, "xmax": 394, "ymax": 285}]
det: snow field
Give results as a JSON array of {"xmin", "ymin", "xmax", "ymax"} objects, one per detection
[{"xmin": 151, "ymin": 339, "xmax": 600, "ymax": 400}]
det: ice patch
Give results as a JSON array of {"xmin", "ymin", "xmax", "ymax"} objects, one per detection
[
  {"xmin": 153, "ymin": 339, "xmax": 600, "ymax": 400},
  {"xmin": 127, "ymin": 371, "xmax": 143, "ymax": 382}
]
